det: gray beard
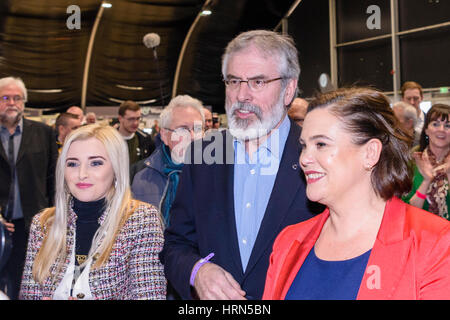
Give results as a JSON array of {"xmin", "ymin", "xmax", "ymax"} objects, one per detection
[
  {"xmin": 0, "ymin": 109, "xmax": 22, "ymax": 127},
  {"xmin": 226, "ymin": 95, "xmax": 286, "ymax": 141}
]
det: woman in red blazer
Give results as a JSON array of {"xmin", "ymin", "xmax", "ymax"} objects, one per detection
[{"xmin": 263, "ymin": 88, "xmax": 450, "ymax": 300}]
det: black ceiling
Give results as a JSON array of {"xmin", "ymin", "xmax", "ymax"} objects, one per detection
[{"xmin": 0, "ymin": 0, "xmax": 296, "ymax": 113}]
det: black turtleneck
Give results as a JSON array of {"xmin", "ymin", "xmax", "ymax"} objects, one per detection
[{"xmin": 72, "ymin": 197, "xmax": 105, "ymax": 265}]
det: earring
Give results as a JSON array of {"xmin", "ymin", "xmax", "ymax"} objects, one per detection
[
  {"xmin": 114, "ymin": 179, "xmax": 118, "ymax": 189},
  {"xmin": 365, "ymin": 164, "xmax": 373, "ymax": 171}
]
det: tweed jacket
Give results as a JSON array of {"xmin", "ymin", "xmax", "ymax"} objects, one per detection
[{"xmin": 19, "ymin": 200, "xmax": 166, "ymax": 300}]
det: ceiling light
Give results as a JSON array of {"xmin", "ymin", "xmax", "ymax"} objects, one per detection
[
  {"xmin": 28, "ymin": 89, "xmax": 63, "ymax": 93},
  {"xmin": 108, "ymin": 98, "xmax": 157, "ymax": 105},
  {"xmin": 102, "ymin": 2, "xmax": 112, "ymax": 8},
  {"xmin": 116, "ymin": 84, "xmax": 144, "ymax": 91},
  {"xmin": 201, "ymin": 10, "xmax": 212, "ymax": 16}
]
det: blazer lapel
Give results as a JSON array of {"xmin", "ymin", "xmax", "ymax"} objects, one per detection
[
  {"xmin": 357, "ymin": 198, "xmax": 412, "ymax": 299},
  {"xmin": 0, "ymin": 138, "xmax": 7, "ymax": 163},
  {"xmin": 245, "ymin": 122, "xmax": 303, "ymax": 276},
  {"xmin": 358, "ymin": 238, "xmax": 412, "ymax": 299},
  {"xmin": 16, "ymin": 118, "xmax": 31, "ymax": 164},
  {"xmin": 274, "ymin": 212, "xmax": 328, "ymax": 299},
  {"xmin": 0, "ymin": 119, "xmax": 28, "ymax": 164},
  {"xmin": 214, "ymin": 130, "xmax": 244, "ymax": 275}
]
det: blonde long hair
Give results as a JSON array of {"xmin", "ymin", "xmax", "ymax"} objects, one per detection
[{"xmin": 33, "ymin": 124, "xmax": 133, "ymax": 283}]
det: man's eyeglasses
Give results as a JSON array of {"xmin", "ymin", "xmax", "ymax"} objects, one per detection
[
  {"xmin": 0, "ymin": 95, "xmax": 25, "ymax": 104},
  {"xmin": 223, "ymin": 77, "xmax": 284, "ymax": 92},
  {"xmin": 164, "ymin": 125, "xmax": 204, "ymax": 136}
]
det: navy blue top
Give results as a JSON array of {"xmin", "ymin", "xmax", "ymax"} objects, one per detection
[{"xmin": 285, "ymin": 247, "xmax": 372, "ymax": 300}]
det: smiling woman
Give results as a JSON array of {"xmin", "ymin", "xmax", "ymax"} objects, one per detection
[
  {"xmin": 19, "ymin": 124, "xmax": 166, "ymax": 300},
  {"xmin": 64, "ymin": 137, "xmax": 115, "ymax": 202},
  {"xmin": 403, "ymin": 103, "xmax": 450, "ymax": 220},
  {"xmin": 263, "ymin": 87, "xmax": 450, "ymax": 300}
]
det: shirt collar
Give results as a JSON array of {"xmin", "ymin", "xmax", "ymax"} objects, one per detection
[{"xmin": 0, "ymin": 117, "xmax": 23, "ymax": 135}]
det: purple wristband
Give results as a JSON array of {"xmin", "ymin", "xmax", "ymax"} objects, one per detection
[{"xmin": 190, "ymin": 253, "xmax": 215, "ymax": 287}]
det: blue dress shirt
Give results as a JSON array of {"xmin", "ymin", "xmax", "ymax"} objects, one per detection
[{"xmin": 233, "ymin": 115, "xmax": 290, "ymax": 271}]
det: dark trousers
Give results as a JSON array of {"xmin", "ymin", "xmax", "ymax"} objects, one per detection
[{"xmin": 0, "ymin": 218, "xmax": 27, "ymax": 300}]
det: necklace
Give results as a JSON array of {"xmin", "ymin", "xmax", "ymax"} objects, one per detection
[{"xmin": 76, "ymin": 254, "xmax": 87, "ymax": 266}]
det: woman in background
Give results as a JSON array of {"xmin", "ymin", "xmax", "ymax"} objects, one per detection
[
  {"xmin": 403, "ymin": 103, "xmax": 450, "ymax": 220},
  {"xmin": 20, "ymin": 124, "xmax": 166, "ymax": 300},
  {"xmin": 263, "ymin": 88, "xmax": 450, "ymax": 300}
]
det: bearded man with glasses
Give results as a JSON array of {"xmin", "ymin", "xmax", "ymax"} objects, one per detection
[
  {"xmin": 0, "ymin": 77, "xmax": 58, "ymax": 299},
  {"xmin": 161, "ymin": 30, "xmax": 319, "ymax": 300}
]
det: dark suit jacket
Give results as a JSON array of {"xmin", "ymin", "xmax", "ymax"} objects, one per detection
[
  {"xmin": 0, "ymin": 118, "xmax": 58, "ymax": 230},
  {"xmin": 160, "ymin": 119, "xmax": 318, "ymax": 300}
]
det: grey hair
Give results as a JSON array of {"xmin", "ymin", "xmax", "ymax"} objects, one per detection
[
  {"xmin": 393, "ymin": 101, "xmax": 418, "ymax": 127},
  {"xmin": 160, "ymin": 95, "xmax": 205, "ymax": 128},
  {"xmin": 0, "ymin": 76, "xmax": 28, "ymax": 102},
  {"xmin": 221, "ymin": 30, "xmax": 301, "ymax": 84}
]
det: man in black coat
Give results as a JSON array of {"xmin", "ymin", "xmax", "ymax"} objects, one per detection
[{"xmin": 0, "ymin": 77, "xmax": 58, "ymax": 299}]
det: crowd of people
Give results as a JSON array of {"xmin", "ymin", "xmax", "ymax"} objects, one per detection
[{"xmin": 0, "ymin": 30, "xmax": 449, "ymax": 300}]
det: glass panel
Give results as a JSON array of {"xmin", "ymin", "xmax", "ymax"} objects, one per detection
[
  {"xmin": 336, "ymin": 0, "xmax": 391, "ymax": 43},
  {"xmin": 338, "ymin": 39, "xmax": 392, "ymax": 92},
  {"xmin": 398, "ymin": 0, "xmax": 450, "ymax": 31},
  {"xmin": 288, "ymin": 0, "xmax": 330, "ymax": 97},
  {"xmin": 400, "ymin": 26, "xmax": 450, "ymax": 88}
]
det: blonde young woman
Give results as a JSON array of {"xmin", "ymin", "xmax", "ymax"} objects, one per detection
[{"xmin": 20, "ymin": 124, "xmax": 166, "ymax": 300}]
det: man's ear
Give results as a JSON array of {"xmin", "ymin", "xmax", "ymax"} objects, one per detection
[
  {"xmin": 57, "ymin": 124, "xmax": 64, "ymax": 136},
  {"xmin": 160, "ymin": 128, "xmax": 169, "ymax": 146},
  {"xmin": 284, "ymin": 79, "xmax": 298, "ymax": 106}
]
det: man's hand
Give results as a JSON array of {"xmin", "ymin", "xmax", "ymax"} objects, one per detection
[
  {"xmin": 193, "ymin": 262, "xmax": 246, "ymax": 300},
  {"xmin": 0, "ymin": 218, "xmax": 14, "ymax": 233}
]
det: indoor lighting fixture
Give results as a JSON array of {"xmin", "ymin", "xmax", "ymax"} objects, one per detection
[
  {"xmin": 102, "ymin": 2, "xmax": 112, "ymax": 8},
  {"xmin": 108, "ymin": 98, "xmax": 157, "ymax": 104},
  {"xmin": 116, "ymin": 84, "xmax": 144, "ymax": 91},
  {"xmin": 28, "ymin": 89, "xmax": 63, "ymax": 93}
]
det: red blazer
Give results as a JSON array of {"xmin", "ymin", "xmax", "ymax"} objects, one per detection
[{"xmin": 263, "ymin": 197, "xmax": 450, "ymax": 300}]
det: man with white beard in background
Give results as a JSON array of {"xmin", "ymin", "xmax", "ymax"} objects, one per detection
[{"xmin": 160, "ymin": 30, "xmax": 316, "ymax": 300}]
